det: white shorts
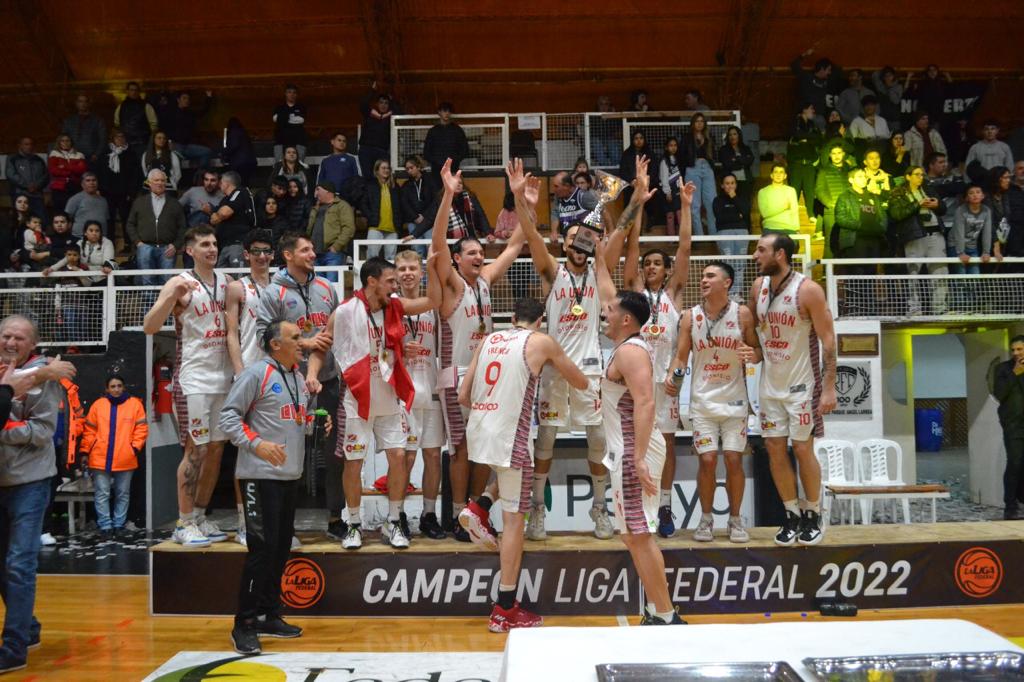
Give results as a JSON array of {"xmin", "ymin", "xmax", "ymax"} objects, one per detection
[
  {"xmin": 338, "ymin": 392, "xmax": 408, "ymax": 460},
  {"xmin": 759, "ymin": 390, "xmax": 822, "ymax": 442},
  {"xmin": 611, "ymin": 431, "xmax": 666, "ymax": 535},
  {"xmin": 176, "ymin": 393, "xmax": 227, "ymax": 446},
  {"xmin": 538, "ymin": 374, "xmax": 602, "ymax": 428},
  {"xmin": 690, "ymin": 414, "xmax": 748, "ymax": 455},
  {"xmin": 405, "ymin": 405, "xmax": 446, "ymax": 451},
  {"xmin": 654, "ymin": 383, "xmax": 680, "ymax": 434},
  {"xmin": 492, "ymin": 463, "xmax": 533, "ymax": 514}
]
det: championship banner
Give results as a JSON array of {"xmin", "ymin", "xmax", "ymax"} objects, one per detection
[{"xmin": 152, "ymin": 539, "xmax": 1024, "ymax": 617}]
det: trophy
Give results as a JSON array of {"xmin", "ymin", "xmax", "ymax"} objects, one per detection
[{"xmin": 568, "ymin": 170, "xmax": 628, "ymax": 256}]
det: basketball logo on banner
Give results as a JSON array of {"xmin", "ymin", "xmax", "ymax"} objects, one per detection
[
  {"xmin": 281, "ymin": 558, "xmax": 325, "ymax": 608},
  {"xmin": 954, "ymin": 547, "xmax": 1003, "ymax": 598}
]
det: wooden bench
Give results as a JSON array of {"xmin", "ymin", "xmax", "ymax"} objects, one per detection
[
  {"xmin": 826, "ymin": 484, "xmax": 950, "ymax": 524},
  {"xmin": 53, "ymin": 476, "xmax": 94, "ymax": 534}
]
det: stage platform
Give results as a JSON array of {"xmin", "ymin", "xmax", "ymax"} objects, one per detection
[{"xmin": 151, "ymin": 521, "xmax": 1024, "ymax": 617}]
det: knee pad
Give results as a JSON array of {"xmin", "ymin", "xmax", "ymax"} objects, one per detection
[
  {"xmin": 585, "ymin": 425, "xmax": 607, "ymax": 464},
  {"xmin": 535, "ymin": 425, "xmax": 557, "ymax": 461}
]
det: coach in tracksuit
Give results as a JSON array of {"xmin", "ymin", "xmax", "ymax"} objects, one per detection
[{"xmin": 220, "ymin": 319, "xmax": 311, "ymax": 656}]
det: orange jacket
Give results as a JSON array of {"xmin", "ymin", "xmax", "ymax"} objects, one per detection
[{"xmin": 80, "ymin": 395, "xmax": 148, "ymax": 472}]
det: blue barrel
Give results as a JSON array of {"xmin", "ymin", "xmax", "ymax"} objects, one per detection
[{"xmin": 915, "ymin": 408, "xmax": 943, "ymax": 452}]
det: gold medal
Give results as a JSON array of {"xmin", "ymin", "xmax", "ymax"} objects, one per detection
[
  {"xmin": 381, "ymin": 349, "xmax": 391, "ymax": 364},
  {"xmin": 571, "ymin": 303, "xmax": 584, "ymax": 316},
  {"xmin": 302, "ymin": 320, "xmax": 314, "ymax": 333},
  {"xmin": 478, "ymin": 322, "xmax": 487, "ymax": 334},
  {"xmin": 648, "ymin": 325, "xmax": 662, "ymax": 337},
  {"xmin": 294, "ymin": 414, "xmax": 303, "ymax": 425}
]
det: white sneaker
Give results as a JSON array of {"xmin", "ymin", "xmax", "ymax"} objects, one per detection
[
  {"xmin": 196, "ymin": 517, "xmax": 227, "ymax": 543},
  {"xmin": 525, "ymin": 505, "xmax": 547, "ymax": 541},
  {"xmin": 728, "ymin": 516, "xmax": 750, "ymax": 543},
  {"xmin": 291, "ymin": 536, "xmax": 302, "ymax": 550},
  {"xmin": 382, "ymin": 518, "xmax": 410, "ymax": 549},
  {"xmin": 172, "ymin": 522, "xmax": 212, "ymax": 548},
  {"xmin": 342, "ymin": 525, "xmax": 362, "ymax": 550},
  {"xmin": 40, "ymin": 532, "xmax": 56, "ymax": 546},
  {"xmin": 235, "ymin": 528, "xmax": 247, "ymax": 547},
  {"xmin": 589, "ymin": 507, "xmax": 615, "ymax": 539},
  {"xmin": 693, "ymin": 517, "xmax": 714, "ymax": 542}
]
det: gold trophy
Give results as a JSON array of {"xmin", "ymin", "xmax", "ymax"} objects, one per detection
[{"xmin": 568, "ymin": 170, "xmax": 627, "ymax": 256}]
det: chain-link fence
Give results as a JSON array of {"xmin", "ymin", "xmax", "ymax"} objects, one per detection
[
  {"xmin": 621, "ymin": 111, "xmax": 743, "ymax": 161},
  {"xmin": 391, "ymin": 114, "xmax": 508, "ymax": 171},
  {"xmin": 0, "ymin": 272, "xmax": 108, "ymax": 346}
]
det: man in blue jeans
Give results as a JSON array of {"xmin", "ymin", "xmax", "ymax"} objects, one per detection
[
  {"xmin": 0, "ymin": 315, "xmax": 61, "ymax": 674},
  {"xmin": 126, "ymin": 169, "xmax": 187, "ymax": 286}
]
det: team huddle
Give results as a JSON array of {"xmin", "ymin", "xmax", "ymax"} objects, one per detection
[{"xmin": 144, "ymin": 154, "xmax": 836, "ymax": 642}]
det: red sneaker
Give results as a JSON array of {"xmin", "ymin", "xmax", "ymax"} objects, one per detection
[
  {"xmin": 488, "ymin": 602, "xmax": 543, "ymax": 633},
  {"xmin": 458, "ymin": 500, "xmax": 498, "ymax": 551}
]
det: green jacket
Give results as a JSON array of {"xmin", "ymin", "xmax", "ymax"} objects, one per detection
[
  {"xmin": 815, "ymin": 163, "xmax": 849, "ymax": 211},
  {"xmin": 835, "ymin": 189, "xmax": 887, "ymax": 250},
  {"xmin": 305, "ymin": 197, "xmax": 356, "ymax": 255}
]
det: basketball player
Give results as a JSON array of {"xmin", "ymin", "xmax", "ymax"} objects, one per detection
[
  {"xmin": 592, "ymin": 236, "xmax": 684, "ymax": 625},
  {"xmin": 619, "ymin": 176, "xmax": 695, "ymax": 537},
  {"xmin": 143, "ymin": 226, "xmax": 232, "ymax": 547},
  {"xmin": 395, "ymin": 249, "xmax": 446, "ymax": 539},
  {"xmin": 506, "ymin": 157, "xmax": 616, "ymax": 540},
  {"xmin": 749, "ymin": 233, "xmax": 837, "ymax": 546},
  {"xmin": 458, "ymin": 298, "xmax": 587, "ymax": 632},
  {"xmin": 432, "ymin": 158, "xmax": 526, "ymax": 541},
  {"xmin": 666, "ymin": 262, "xmax": 760, "ymax": 543},
  {"xmin": 309, "ymin": 256, "xmax": 440, "ymax": 550}
]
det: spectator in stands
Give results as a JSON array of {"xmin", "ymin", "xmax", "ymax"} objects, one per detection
[
  {"xmin": 359, "ymin": 89, "xmax": 396, "ymax": 178},
  {"xmin": 209, "ymin": 170, "xmax": 256, "ymax": 268},
  {"xmin": 849, "ymin": 95, "xmax": 890, "ymax": 147},
  {"xmin": 22, "ymin": 216, "xmax": 50, "ymax": 271},
  {"xmin": 786, "ymin": 104, "xmax": 822, "ymax": 229},
  {"xmin": 943, "ymin": 117, "xmax": 973, "ymax": 169},
  {"xmin": 61, "ymin": 94, "xmax": 106, "ymax": 171},
  {"xmin": 258, "ymin": 196, "xmax": 289, "ymax": 247},
  {"xmin": 423, "ymin": 102, "xmax": 470, "ymax": 173},
  {"xmin": 221, "ymin": 117, "xmax": 257, "ymax": 185},
  {"xmin": 758, "ymin": 164, "xmax": 800, "ymax": 234},
  {"xmin": 165, "ymin": 90, "xmax": 213, "ymax": 170},
  {"xmin": 629, "ymin": 90, "xmax": 650, "ymax": 112},
  {"xmin": 1014, "ymin": 160, "xmax": 1024, "ymax": 191},
  {"xmin": 989, "ymin": 167, "xmax": 1024, "ymax": 267},
  {"xmin": 51, "ymin": 244, "xmax": 93, "ymax": 342},
  {"xmin": 820, "ymin": 118, "xmax": 856, "ymax": 168},
  {"xmin": 141, "ymin": 131, "xmax": 182, "ymax": 195},
  {"xmin": 659, "ymin": 137, "xmax": 683, "ymax": 235},
  {"xmin": 44, "ymin": 213, "xmax": 77, "ymax": 270},
  {"xmin": 306, "ymin": 181, "xmax": 355, "ymax": 276},
  {"xmin": 871, "ymin": 67, "xmax": 904, "ymax": 134},
  {"xmin": 574, "ymin": 171, "xmax": 592, "ymax": 190},
  {"xmin": 862, "ymin": 149, "xmax": 892, "ymax": 197},
  {"xmin": 905, "ymin": 112, "xmax": 946, "ymax": 168},
  {"xmin": 399, "ymin": 155, "xmax": 437, "ymax": 254},
  {"xmin": 683, "ymin": 89, "xmax": 709, "ymax": 112},
  {"xmin": 836, "ymin": 69, "xmax": 872, "ymax": 125},
  {"xmin": 816, "ymin": 143, "xmax": 851, "ymax": 257},
  {"xmin": 966, "ymin": 121, "xmax": 1015, "ymax": 174},
  {"xmin": 64, "ymin": 172, "xmax": 108, "ymax": 238},
  {"xmin": 718, "ymin": 125, "xmax": 755, "ymax": 217},
  {"xmin": 948, "ymin": 184, "xmax": 993, "ymax": 311},
  {"xmin": 126, "ymin": 169, "xmax": 186, "ymax": 285},
  {"xmin": 888, "ymin": 165, "xmax": 948, "ymax": 315},
  {"xmin": 269, "ymin": 146, "xmax": 310, "ymax": 197},
  {"xmin": 712, "ymin": 173, "xmax": 749, "ymax": 293},
  {"xmin": 421, "ymin": 174, "xmax": 492, "ymax": 243},
  {"xmin": 619, "ymin": 131, "xmax": 654, "ymax": 225},
  {"xmin": 547, "ymin": 170, "xmax": 595, "ymax": 242},
  {"xmin": 835, "ymin": 168, "xmax": 887, "ymax": 313},
  {"xmin": 790, "ymin": 49, "xmax": 839, "ymax": 128},
  {"xmin": 2, "ymin": 196, "xmax": 30, "ymax": 267},
  {"xmin": 44, "ymin": 220, "xmax": 115, "ymax": 283},
  {"xmin": 114, "ymin": 82, "xmax": 157, "ymax": 159},
  {"xmin": 179, "ymin": 170, "xmax": 224, "ymax": 228},
  {"xmin": 283, "ymin": 179, "xmax": 310, "ymax": 233},
  {"xmin": 256, "ymin": 176, "xmax": 289, "ymax": 221},
  {"xmin": 925, "ymin": 152, "xmax": 967, "ymax": 238},
  {"xmin": 361, "ymin": 159, "xmax": 403, "ymax": 260},
  {"xmin": 910, "ymin": 64, "xmax": 951, "ymax": 125},
  {"xmin": 592, "ymin": 95, "xmax": 620, "ymax": 167},
  {"xmin": 882, "ymin": 131, "xmax": 910, "ymax": 179},
  {"xmin": 47, "ymin": 134, "xmax": 87, "ymax": 215},
  {"xmin": 151, "ymin": 89, "xmax": 175, "ymax": 133},
  {"xmin": 988, "ymin": 167, "xmax": 1013, "ymax": 246},
  {"xmin": 272, "ymin": 84, "xmax": 307, "ymax": 161},
  {"xmin": 681, "ymin": 113, "xmax": 717, "ymax": 235},
  {"xmin": 316, "ymin": 132, "xmax": 361, "ymax": 202},
  {"xmin": 6, "ymin": 138, "xmax": 48, "ymax": 222},
  {"xmin": 0, "ymin": 315, "xmax": 62, "ymax": 673},
  {"xmin": 992, "ymin": 336, "xmax": 1024, "ymax": 520},
  {"xmin": 101, "ymin": 130, "xmax": 142, "ymax": 247},
  {"xmin": 574, "ymin": 158, "xmax": 596, "ymax": 187}
]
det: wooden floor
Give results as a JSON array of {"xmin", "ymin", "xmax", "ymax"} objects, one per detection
[{"xmin": 8, "ymin": 574, "xmax": 1024, "ymax": 681}]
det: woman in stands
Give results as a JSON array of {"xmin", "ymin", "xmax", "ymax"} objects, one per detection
[
  {"xmin": 718, "ymin": 125, "xmax": 755, "ymax": 218},
  {"xmin": 418, "ymin": 171, "xmax": 491, "ymax": 244},
  {"xmin": 258, "ymin": 195, "xmax": 290, "ymax": 248},
  {"xmin": 659, "ymin": 137, "xmax": 683, "ymax": 235},
  {"xmin": 42, "ymin": 220, "xmax": 115, "ymax": 284},
  {"xmin": 48, "ymin": 134, "xmax": 87, "ymax": 214},
  {"xmin": 283, "ymin": 178, "xmax": 310, "ymax": 232},
  {"xmin": 682, "ymin": 112, "xmax": 718, "ymax": 235},
  {"xmin": 222, "ymin": 117, "xmax": 257, "ymax": 185},
  {"xmin": 269, "ymin": 145, "xmax": 309, "ymax": 197},
  {"xmin": 141, "ymin": 130, "xmax": 182, "ymax": 195},
  {"xmin": 882, "ymin": 131, "xmax": 910, "ymax": 179},
  {"xmin": 0, "ymin": 195, "xmax": 31, "ymax": 279}
]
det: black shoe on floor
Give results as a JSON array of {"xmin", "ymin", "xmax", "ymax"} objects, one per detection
[
  {"xmin": 640, "ymin": 608, "xmax": 687, "ymax": 625},
  {"xmin": 255, "ymin": 615, "xmax": 302, "ymax": 639},
  {"xmin": 419, "ymin": 512, "xmax": 446, "ymax": 539},
  {"xmin": 1005, "ymin": 506, "xmax": 1020, "ymax": 521},
  {"xmin": 774, "ymin": 510, "xmax": 801, "ymax": 546},
  {"xmin": 231, "ymin": 625, "xmax": 262, "ymax": 655},
  {"xmin": 326, "ymin": 518, "xmax": 349, "ymax": 541},
  {"xmin": 0, "ymin": 653, "xmax": 26, "ymax": 674},
  {"xmin": 797, "ymin": 509, "xmax": 824, "ymax": 546},
  {"xmin": 452, "ymin": 524, "xmax": 472, "ymax": 543}
]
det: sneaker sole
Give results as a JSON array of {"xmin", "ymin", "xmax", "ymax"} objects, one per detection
[
  {"xmin": 693, "ymin": 535, "xmax": 713, "ymax": 542},
  {"xmin": 257, "ymin": 631, "xmax": 303, "ymax": 639},
  {"xmin": 459, "ymin": 513, "xmax": 499, "ymax": 551},
  {"xmin": 206, "ymin": 535, "xmax": 228, "ymax": 543},
  {"xmin": 488, "ymin": 622, "xmax": 510, "ymax": 634},
  {"xmin": 729, "ymin": 535, "xmax": 750, "ymax": 543},
  {"xmin": 774, "ymin": 536, "xmax": 797, "ymax": 547},
  {"xmin": 0, "ymin": 662, "xmax": 26, "ymax": 673},
  {"xmin": 230, "ymin": 635, "xmax": 261, "ymax": 656},
  {"xmin": 798, "ymin": 534, "xmax": 824, "ymax": 546},
  {"xmin": 342, "ymin": 544, "xmax": 362, "ymax": 550},
  {"xmin": 176, "ymin": 540, "xmax": 213, "ymax": 548}
]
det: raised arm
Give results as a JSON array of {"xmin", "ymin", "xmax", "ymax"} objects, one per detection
[
  {"xmin": 506, "ymin": 158, "xmax": 557, "ymax": 284},
  {"xmin": 667, "ymin": 180, "xmax": 695, "ymax": 299},
  {"xmin": 481, "ymin": 225, "xmax": 525, "ymax": 284},
  {"xmin": 432, "ymin": 159, "xmax": 459, "ymax": 288},
  {"xmin": 592, "ymin": 233, "xmax": 617, "ymax": 305},
  {"xmin": 803, "ymin": 282, "xmax": 836, "ymax": 415},
  {"xmin": 143, "ymin": 275, "xmax": 190, "ymax": 335},
  {"xmin": 224, "ymin": 280, "xmax": 245, "ymax": 376},
  {"xmin": 622, "ymin": 209, "xmax": 642, "ymax": 289}
]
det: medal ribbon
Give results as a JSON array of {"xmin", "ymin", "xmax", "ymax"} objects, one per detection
[
  {"xmin": 567, "ymin": 266, "xmax": 588, "ymax": 310},
  {"xmin": 271, "ymin": 359, "xmax": 303, "ymax": 424}
]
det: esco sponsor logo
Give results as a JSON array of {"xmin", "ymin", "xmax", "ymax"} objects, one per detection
[
  {"xmin": 191, "ymin": 427, "xmax": 209, "ymax": 439},
  {"xmin": 345, "ymin": 443, "xmax": 366, "ymax": 453},
  {"xmin": 539, "ymin": 411, "xmax": 560, "ymax": 420}
]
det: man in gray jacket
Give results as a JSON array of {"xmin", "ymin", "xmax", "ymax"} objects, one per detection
[
  {"xmin": 5, "ymin": 137, "xmax": 49, "ymax": 222},
  {"xmin": 0, "ymin": 316, "xmax": 60, "ymax": 673},
  {"xmin": 126, "ymin": 169, "xmax": 187, "ymax": 285},
  {"xmin": 220, "ymin": 319, "xmax": 311, "ymax": 656}
]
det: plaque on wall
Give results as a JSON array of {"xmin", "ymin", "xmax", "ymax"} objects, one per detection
[{"xmin": 838, "ymin": 333, "xmax": 879, "ymax": 356}]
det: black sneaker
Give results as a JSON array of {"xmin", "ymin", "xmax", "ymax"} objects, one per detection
[
  {"xmin": 28, "ymin": 632, "xmax": 40, "ymax": 649},
  {"xmin": 398, "ymin": 512, "xmax": 412, "ymax": 541},
  {"xmin": 326, "ymin": 518, "xmax": 349, "ymax": 541},
  {"xmin": 639, "ymin": 608, "xmax": 687, "ymax": 625},
  {"xmin": 0, "ymin": 653, "xmax": 26, "ymax": 674},
  {"xmin": 656, "ymin": 505, "xmax": 676, "ymax": 538},
  {"xmin": 231, "ymin": 624, "xmax": 262, "ymax": 655},
  {"xmin": 419, "ymin": 512, "xmax": 446, "ymax": 539},
  {"xmin": 1004, "ymin": 506, "xmax": 1020, "ymax": 521},
  {"xmin": 797, "ymin": 509, "xmax": 824, "ymax": 546},
  {"xmin": 255, "ymin": 616, "xmax": 303, "ymax": 639},
  {"xmin": 774, "ymin": 510, "xmax": 801, "ymax": 546},
  {"xmin": 452, "ymin": 524, "xmax": 472, "ymax": 543}
]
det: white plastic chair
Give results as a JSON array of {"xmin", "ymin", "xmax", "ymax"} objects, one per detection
[
  {"xmin": 814, "ymin": 439, "xmax": 857, "ymax": 524},
  {"xmin": 856, "ymin": 438, "xmax": 912, "ymax": 524}
]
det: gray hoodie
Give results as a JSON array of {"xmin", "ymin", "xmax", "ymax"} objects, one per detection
[
  {"xmin": 0, "ymin": 355, "xmax": 59, "ymax": 487},
  {"xmin": 256, "ymin": 268, "xmax": 339, "ymax": 382},
  {"xmin": 220, "ymin": 358, "xmax": 309, "ymax": 481}
]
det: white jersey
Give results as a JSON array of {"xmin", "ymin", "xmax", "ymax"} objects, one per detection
[
  {"xmin": 544, "ymin": 264, "xmax": 602, "ymax": 375},
  {"xmin": 404, "ymin": 309, "xmax": 438, "ymax": 410},
  {"xmin": 602, "ymin": 336, "xmax": 666, "ymax": 472},
  {"xmin": 641, "ymin": 287, "xmax": 680, "ymax": 382},
  {"xmin": 466, "ymin": 328, "xmax": 538, "ymax": 469},
  {"xmin": 689, "ymin": 301, "xmax": 747, "ymax": 418},
  {"xmin": 239, "ymin": 275, "xmax": 267, "ymax": 367},
  {"xmin": 440, "ymin": 274, "xmax": 492, "ymax": 374},
  {"xmin": 175, "ymin": 270, "xmax": 232, "ymax": 395},
  {"xmin": 755, "ymin": 271, "xmax": 820, "ymax": 400}
]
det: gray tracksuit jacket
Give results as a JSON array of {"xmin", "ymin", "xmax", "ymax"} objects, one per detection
[
  {"xmin": 256, "ymin": 268, "xmax": 339, "ymax": 382},
  {"xmin": 0, "ymin": 355, "xmax": 59, "ymax": 487},
  {"xmin": 219, "ymin": 358, "xmax": 309, "ymax": 481}
]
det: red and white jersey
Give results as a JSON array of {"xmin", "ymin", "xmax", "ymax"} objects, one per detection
[
  {"xmin": 641, "ymin": 287, "xmax": 680, "ymax": 382},
  {"xmin": 466, "ymin": 327, "xmax": 538, "ymax": 468},
  {"xmin": 239, "ymin": 275, "xmax": 267, "ymax": 367},
  {"xmin": 440, "ymin": 274, "xmax": 492, "ymax": 373},
  {"xmin": 175, "ymin": 270, "xmax": 232, "ymax": 395},
  {"xmin": 544, "ymin": 264, "xmax": 602, "ymax": 374},
  {"xmin": 689, "ymin": 301, "xmax": 747, "ymax": 418},
  {"xmin": 601, "ymin": 336, "xmax": 666, "ymax": 471},
  {"xmin": 755, "ymin": 271, "xmax": 820, "ymax": 400},
  {"xmin": 404, "ymin": 309, "xmax": 438, "ymax": 410}
]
